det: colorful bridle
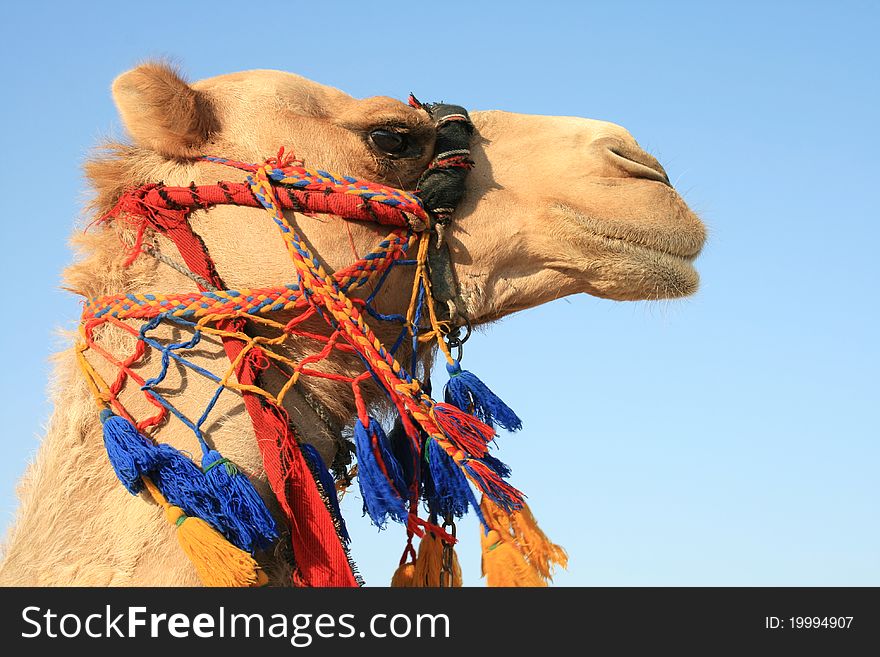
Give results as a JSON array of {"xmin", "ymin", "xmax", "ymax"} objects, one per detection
[{"xmin": 77, "ymin": 100, "xmax": 566, "ymax": 587}]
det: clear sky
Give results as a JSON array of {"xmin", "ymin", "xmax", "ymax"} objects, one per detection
[{"xmin": 1, "ymin": 0, "xmax": 876, "ymax": 586}]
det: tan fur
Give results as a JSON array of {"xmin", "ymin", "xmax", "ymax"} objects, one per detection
[
  {"xmin": 0, "ymin": 64, "xmax": 705, "ymax": 586},
  {"xmin": 112, "ymin": 63, "xmax": 218, "ymax": 159}
]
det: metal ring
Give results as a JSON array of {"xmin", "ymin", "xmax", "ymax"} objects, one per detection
[
  {"xmin": 440, "ymin": 516, "xmax": 457, "ymax": 588},
  {"xmin": 446, "ymin": 339, "xmax": 463, "ymax": 363},
  {"xmin": 444, "ymin": 319, "xmax": 472, "ymax": 348},
  {"xmin": 444, "ymin": 319, "xmax": 472, "ymax": 363},
  {"xmin": 461, "ymin": 319, "xmax": 472, "ymax": 344}
]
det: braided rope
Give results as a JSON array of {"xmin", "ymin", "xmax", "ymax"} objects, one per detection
[
  {"xmin": 79, "ymin": 155, "xmax": 451, "ymax": 433},
  {"xmin": 82, "ymin": 232, "xmax": 415, "ymax": 322},
  {"xmin": 77, "ymin": 149, "xmax": 523, "ymax": 574},
  {"xmin": 246, "ymin": 165, "xmax": 513, "ymax": 499}
]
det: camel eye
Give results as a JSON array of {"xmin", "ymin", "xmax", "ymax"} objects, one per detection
[{"xmin": 369, "ymin": 128, "xmax": 407, "ymax": 155}]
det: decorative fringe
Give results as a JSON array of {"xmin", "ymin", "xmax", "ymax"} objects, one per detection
[
  {"xmin": 201, "ymin": 449, "xmax": 278, "ymax": 553},
  {"xmin": 432, "ymin": 402, "xmax": 494, "ymax": 458},
  {"xmin": 100, "ymin": 409, "xmax": 158, "ymax": 494},
  {"xmin": 391, "ymin": 562, "xmax": 416, "ymax": 587},
  {"xmin": 412, "ymin": 533, "xmax": 462, "ymax": 587},
  {"xmin": 425, "ymin": 438, "xmax": 471, "ymax": 518},
  {"xmin": 444, "ymin": 360, "xmax": 522, "ymax": 431},
  {"xmin": 480, "ymin": 529, "xmax": 544, "ymax": 587},
  {"xmin": 388, "ymin": 419, "xmax": 418, "ymax": 496},
  {"xmin": 353, "ymin": 416, "xmax": 408, "ymax": 527},
  {"xmin": 496, "ymin": 499, "xmax": 568, "ymax": 581},
  {"xmin": 412, "ymin": 532, "xmax": 442, "ymax": 586},
  {"xmin": 300, "ymin": 442, "xmax": 349, "ymax": 542},
  {"xmin": 480, "ymin": 452, "xmax": 512, "ymax": 479},
  {"xmin": 480, "ymin": 495, "xmax": 567, "ymax": 586},
  {"xmin": 480, "ymin": 452, "xmax": 510, "ymax": 479},
  {"xmin": 142, "ymin": 477, "xmax": 268, "ymax": 587},
  {"xmin": 101, "ymin": 411, "xmax": 214, "ymax": 508},
  {"xmin": 460, "ymin": 458, "xmax": 524, "ymax": 513},
  {"xmin": 101, "ymin": 410, "xmax": 273, "ymax": 554}
]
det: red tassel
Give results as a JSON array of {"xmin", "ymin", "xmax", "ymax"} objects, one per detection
[
  {"xmin": 432, "ymin": 403, "xmax": 494, "ymax": 458},
  {"xmin": 461, "ymin": 458, "xmax": 525, "ymax": 513}
]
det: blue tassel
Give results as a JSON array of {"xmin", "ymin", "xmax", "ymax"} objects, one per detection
[
  {"xmin": 463, "ymin": 481, "xmax": 490, "ymax": 533},
  {"xmin": 101, "ymin": 410, "xmax": 217, "ymax": 517},
  {"xmin": 100, "ymin": 410, "xmax": 266, "ymax": 553},
  {"xmin": 444, "ymin": 360, "xmax": 522, "ymax": 431},
  {"xmin": 148, "ymin": 444, "xmax": 217, "ymax": 515},
  {"xmin": 480, "ymin": 452, "xmax": 512, "ymax": 479},
  {"xmin": 300, "ymin": 442, "xmax": 349, "ymax": 543},
  {"xmin": 201, "ymin": 449, "xmax": 278, "ymax": 553},
  {"xmin": 353, "ymin": 416, "xmax": 408, "ymax": 527},
  {"xmin": 388, "ymin": 419, "xmax": 418, "ymax": 495},
  {"xmin": 425, "ymin": 437, "xmax": 471, "ymax": 518},
  {"xmin": 100, "ymin": 409, "xmax": 157, "ymax": 494}
]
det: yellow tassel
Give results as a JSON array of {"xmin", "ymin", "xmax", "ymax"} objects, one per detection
[
  {"xmin": 412, "ymin": 533, "xmax": 442, "ymax": 586},
  {"xmin": 451, "ymin": 555, "xmax": 463, "ymax": 587},
  {"xmin": 142, "ymin": 477, "xmax": 268, "ymax": 587},
  {"xmin": 480, "ymin": 528, "xmax": 545, "ymax": 587},
  {"xmin": 390, "ymin": 561, "xmax": 416, "ymax": 587},
  {"xmin": 411, "ymin": 533, "xmax": 462, "ymax": 587},
  {"xmin": 480, "ymin": 495, "xmax": 567, "ymax": 586},
  {"xmin": 505, "ymin": 501, "xmax": 568, "ymax": 580}
]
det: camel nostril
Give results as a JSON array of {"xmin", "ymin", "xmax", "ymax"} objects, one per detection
[{"xmin": 607, "ymin": 144, "xmax": 671, "ymax": 186}]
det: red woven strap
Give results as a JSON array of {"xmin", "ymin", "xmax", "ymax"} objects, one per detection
[
  {"xmin": 106, "ymin": 181, "xmax": 416, "ymax": 228},
  {"xmin": 220, "ymin": 336, "xmax": 358, "ymax": 587},
  {"xmin": 152, "ymin": 210, "xmax": 357, "ymax": 587}
]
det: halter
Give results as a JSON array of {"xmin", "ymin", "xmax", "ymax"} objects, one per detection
[{"xmin": 77, "ymin": 100, "xmax": 565, "ymax": 587}]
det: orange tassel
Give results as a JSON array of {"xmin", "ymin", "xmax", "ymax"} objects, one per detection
[
  {"xmin": 143, "ymin": 477, "xmax": 268, "ymax": 587},
  {"xmin": 412, "ymin": 533, "xmax": 462, "ymax": 587},
  {"xmin": 480, "ymin": 495, "xmax": 567, "ymax": 586},
  {"xmin": 481, "ymin": 529, "xmax": 545, "ymax": 587},
  {"xmin": 391, "ymin": 562, "xmax": 416, "ymax": 587}
]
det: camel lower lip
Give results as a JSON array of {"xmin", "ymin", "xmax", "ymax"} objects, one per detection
[{"xmin": 582, "ymin": 234, "xmax": 701, "ymax": 300}]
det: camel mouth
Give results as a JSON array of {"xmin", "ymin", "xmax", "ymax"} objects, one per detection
[
  {"xmin": 550, "ymin": 202, "xmax": 705, "ymax": 259},
  {"xmin": 549, "ymin": 201, "xmax": 705, "ymax": 300},
  {"xmin": 592, "ymin": 231, "xmax": 699, "ymax": 262}
]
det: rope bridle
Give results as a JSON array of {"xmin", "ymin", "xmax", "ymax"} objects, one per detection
[{"xmin": 78, "ymin": 100, "xmax": 533, "ymax": 587}]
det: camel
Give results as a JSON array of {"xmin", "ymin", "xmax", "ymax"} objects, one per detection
[{"xmin": 0, "ymin": 63, "xmax": 705, "ymax": 586}]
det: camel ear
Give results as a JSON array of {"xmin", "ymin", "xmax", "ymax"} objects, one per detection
[{"xmin": 112, "ymin": 62, "xmax": 217, "ymax": 159}]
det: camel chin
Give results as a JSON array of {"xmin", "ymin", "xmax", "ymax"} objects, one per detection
[{"xmin": 576, "ymin": 241, "xmax": 701, "ymax": 302}]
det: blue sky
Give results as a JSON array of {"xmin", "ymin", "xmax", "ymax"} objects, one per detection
[{"xmin": 1, "ymin": 0, "xmax": 876, "ymax": 585}]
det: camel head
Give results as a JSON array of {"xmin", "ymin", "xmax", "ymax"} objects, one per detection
[
  {"xmin": 67, "ymin": 61, "xmax": 710, "ymax": 487},
  {"xmin": 104, "ymin": 64, "xmax": 705, "ymax": 327}
]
